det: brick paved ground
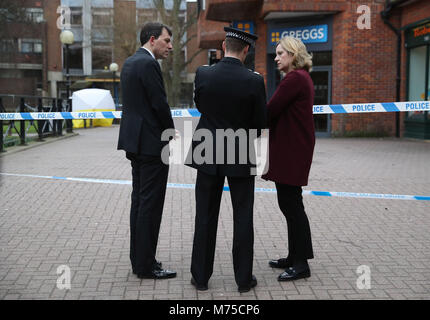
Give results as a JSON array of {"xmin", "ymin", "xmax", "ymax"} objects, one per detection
[{"xmin": 0, "ymin": 123, "xmax": 429, "ymax": 300}]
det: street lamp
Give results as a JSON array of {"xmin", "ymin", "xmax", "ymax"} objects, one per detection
[
  {"xmin": 60, "ymin": 30, "xmax": 74, "ymax": 133},
  {"xmin": 109, "ymin": 62, "xmax": 119, "ymax": 109}
]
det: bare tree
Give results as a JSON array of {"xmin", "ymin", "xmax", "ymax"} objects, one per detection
[{"xmin": 152, "ymin": 0, "xmax": 204, "ymax": 107}]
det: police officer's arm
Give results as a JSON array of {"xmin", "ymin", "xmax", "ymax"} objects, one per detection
[
  {"xmin": 252, "ymin": 76, "xmax": 267, "ymax": 137},
  {"xmin": 141, "ymin": 60, "xmax": 175, "ymax": 131}
]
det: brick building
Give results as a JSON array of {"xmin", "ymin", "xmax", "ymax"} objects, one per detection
[
  {"xmin": 196, "ymin": 0, "xmax": 430, "ymax": 139},
  {"xmin": 0, "ymin": 0, "xmax": 61, "ymax": 101},
  {"xmin": 1, "ymin": 0, "xmax": 209, "ymax": 108}
]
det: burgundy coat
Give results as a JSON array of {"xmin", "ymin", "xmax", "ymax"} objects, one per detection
[{"xmin": 262, "ymin": 69, "xmax": 315, "ymax": 186}]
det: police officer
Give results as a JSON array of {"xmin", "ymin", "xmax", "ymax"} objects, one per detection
[{"xmin": 187, "ymin": 27, "xmax": 267, "ymax": 293}]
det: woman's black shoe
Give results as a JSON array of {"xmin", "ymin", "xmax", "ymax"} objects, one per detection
[
  {"xmin": 269, "ymin": 257, "xmax": 293, "ymax": 269},
  {"xmin": 137, "ymin": 268, "xmax": 176, "ymax": 279},
  {"xmin": 278, "ymin": 267, "xmax": 311, "ymax": 281}
]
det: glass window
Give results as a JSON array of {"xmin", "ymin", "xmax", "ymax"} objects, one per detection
[
  {"xmin": 68, "ymin": 43, "xmax": 83, "ymax": 69},
  {"xmin": 0, "ymin": 40, "xmax": 16, "ymax": 52},
  {"xmin": 408, "ymin": 46, "xmax": 427, "ymax": 119},
  {"xmin": 312, "ymin": 51, "xmax": 332, "ymax": 66},
  {"xmin": 19, "ymin": 39, "xmax": 42, "ymax": 54},
  {"xmin": 21, "ymin": 42, "xmax": 32, "ymax": 53},
  {"xmin": 26, "ymin": 8, "xmax": 44, "ymax": 23},
  {"xmin": 92, "ymin": 46, "xmax": 112, "ymax": 70},
  {"xmin": 34, "ymin": 43, "xmax": 43, "ymax": 53},
  {"xmin": 92, "ymin": 9, "xmax": 112, "ymax": 26},
  {"xmin": 137, "ymin": 10, "xmax": 157, "ymax": 26},
  {"xmin": 71, "ymin": 7, "xmax": 82, "ymax": 25}
]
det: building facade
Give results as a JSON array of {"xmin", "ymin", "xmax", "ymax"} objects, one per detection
[
  {"xmin": 0, "ymin": 0, "xmax": 209, "ymax": 108},
  {"xmin": 0, "ymin": 0, "xmax": 61, "ymax": 102},
  {"xmin": 196, "ymin": 0, "xmax": 430, "ymax": 139}
]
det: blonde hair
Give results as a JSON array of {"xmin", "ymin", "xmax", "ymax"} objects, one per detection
[{"xmin": 277, "ymin": 36, "xmax": 313, "ymax": 72}]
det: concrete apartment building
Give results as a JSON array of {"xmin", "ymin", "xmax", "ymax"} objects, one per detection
[
  {"xmin": 196, "ymin": 0, "xmax": 430, "ymax": 138},
  {"xmin": 0, "ymin": 0, "xmax": 209, "ymax": 108}
]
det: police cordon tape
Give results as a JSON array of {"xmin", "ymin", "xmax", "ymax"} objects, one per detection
[
  {"xmin": 1, "ymin": 101, "xmax": 429, "ymax": 120},
  {"xmin": 0, "ymin": 172, "xmax": 429, "ymax": 201}
]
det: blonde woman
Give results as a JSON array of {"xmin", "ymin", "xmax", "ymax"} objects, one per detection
[{"xmin": 262, "ymin": 36, "xmax": 315, "ymax": 281}]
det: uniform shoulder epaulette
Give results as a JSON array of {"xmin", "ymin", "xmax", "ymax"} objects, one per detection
[{"xmin": 249, "ymin": 69, "xmax": 262, "ymax": 77}]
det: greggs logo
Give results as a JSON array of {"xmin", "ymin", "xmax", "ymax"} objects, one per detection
[{"xmin": 413, "ymin": 24, "xmax": 430, "ymax": 38}]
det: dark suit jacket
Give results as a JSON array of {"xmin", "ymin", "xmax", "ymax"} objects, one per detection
[
  {"xmin": 186, "ymin": 57, "xmax": 267, "ymax": 177},
  {"xmin": 262, "ymin": 69, "xmax": 315, "ymax": 186},
  {"xmin": 117, "ymin": 48, "xmax": 175, "ymax": 156}
]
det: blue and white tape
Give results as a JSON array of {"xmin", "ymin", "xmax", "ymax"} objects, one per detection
[
  {"xmin": 1, "ymin": 172, "xmax": 429, "ymax": 201},
  {"xmin": 0, "ymin": 101, "xmax": 429, "ymax": 120}
]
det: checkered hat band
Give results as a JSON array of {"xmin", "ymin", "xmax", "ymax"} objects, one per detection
[{"xmin": 226, "ymin": 32, "xmax": 252, "ymax": 44}]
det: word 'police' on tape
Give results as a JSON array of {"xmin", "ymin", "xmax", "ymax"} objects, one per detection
[{"xmin": 0, "ymin": 101, "xmax": 429, "ymax": 120}]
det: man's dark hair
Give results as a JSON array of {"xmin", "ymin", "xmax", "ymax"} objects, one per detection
[
  {"xmin": 225, "ymin": 37, "xmax": 249, "ymax": 54},
  {"xmin": 140, "ymin": 22, "xmax": 172, "ymax": 46}
]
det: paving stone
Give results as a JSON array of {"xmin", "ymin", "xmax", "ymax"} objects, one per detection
[{"xmin": 0, "ymin": 126, "xmax": 429, "ymax": 300}]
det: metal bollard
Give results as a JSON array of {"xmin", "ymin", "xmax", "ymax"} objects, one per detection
[
  {"xmin": 57, "ymin": 99, "xmax": 63, "ymax": 136},
  {"xmin": 52, "ymin": 98, "xmax": 57, "ymax": 136},
  {"xmin": 37, "ymin": 98, "xmax": 44, "ymax": 141},
  {"xmin": 20, "ymin": 98, "xmax": 26, "ymax": 145},
  {"xmin": 0, "ymin": 97, "xmax": 4, "ymax": 152},
  {"xmin": 66, "ymin": 98, "xmax": 73, "ymax": 133}
]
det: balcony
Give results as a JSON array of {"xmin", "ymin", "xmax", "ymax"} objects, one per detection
[
  {"xmin": 198, "ymin": 9, "xmax": 228, "ymax": 49},
  {"xmin": 206, "ymin": 0, "xmax": 263, "ymax": 22}
]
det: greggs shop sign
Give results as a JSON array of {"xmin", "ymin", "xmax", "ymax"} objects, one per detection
[
  {"xmin": 406, "ymin": 22, "xmax": 430, "ymax": 48},
  {"xmin": 269, "ymin": 24, "xmax": 328, "ymax": 46}
]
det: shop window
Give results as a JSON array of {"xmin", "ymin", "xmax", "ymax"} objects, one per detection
[
  {"xmin": 408, "ymin": 45, "xmax": 428, "ymax": 120},
  {"xmin": 312, "ymin": 51, "xmax": 332, "ymax": 66}
]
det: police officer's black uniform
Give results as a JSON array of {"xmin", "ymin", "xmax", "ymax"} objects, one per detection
[{"xmin": 186, "ymin": 27, "xmax": 267, "ymax": 290}]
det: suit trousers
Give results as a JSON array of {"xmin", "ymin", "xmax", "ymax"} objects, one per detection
[
  {"xmin": 191, "ymin": 170, "xmax": 255, "ymax": 287},
  {"xmin": 126, "ymin": 152, "xmax": 169, "ymax": 274},
  {"xmin": 275, "ymin": 183, "xmax": 314, "ymax": 262}
]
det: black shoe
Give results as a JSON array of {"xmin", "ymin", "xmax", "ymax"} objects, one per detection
[
  {"xmin": 137, "ymin": 268, "xmax": 176, "ymax": 279},
  {"xmin": 278, "ymin": 267, "xmax": 311, "ymax": 281},
  {"xmin": 238, "ymin": 275, "xmax": 257, "ymax": 293},
  {"xmin": 133, "ymin": 260, "xmax": 162, "ymax": 274},
  {"xmin": 190, "ymin": 277, "xmax": 208, "ymax": 291},
  {"xmin": 269, "ymin": 257, "xmax": 293, "ymax": 269}
]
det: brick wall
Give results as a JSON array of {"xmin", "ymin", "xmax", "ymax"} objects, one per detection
[
  {"xmin": 257, "ymin": 0, "xmax": 404, "ymax": 136},
  {"xmin": 187, "ymin": 2, "xmax": 209, "ymax": 73},
  {"xmin": 44, "ymin": 0, "xmax": 62, "ymax": 73}
]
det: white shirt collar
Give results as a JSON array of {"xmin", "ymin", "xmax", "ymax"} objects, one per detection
[{"xmin": 142, "ymin": 47, "xmax": 155, "ymax": 60}]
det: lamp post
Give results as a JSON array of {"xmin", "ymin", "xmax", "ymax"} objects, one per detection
[
  {"xmin": 109, "ymin": 62, "xmax": 119, "ymax": 109},
  {"xmin": 60, "ymin": 30, "xmax": 74, "ymax": 133}
]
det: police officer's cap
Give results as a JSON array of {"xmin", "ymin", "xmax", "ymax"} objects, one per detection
[{"xmin": 224, "ymin": 27, "xmax": 258, "ymax": 47}]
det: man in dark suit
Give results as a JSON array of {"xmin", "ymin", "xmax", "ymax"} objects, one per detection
[
  {"xmin": 118, "ymin": 22, "xmax": 176, "ymax": 279},
  {"xmin": 187, "ymin": 27, "xmax": 267, "ymax": 292}
]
